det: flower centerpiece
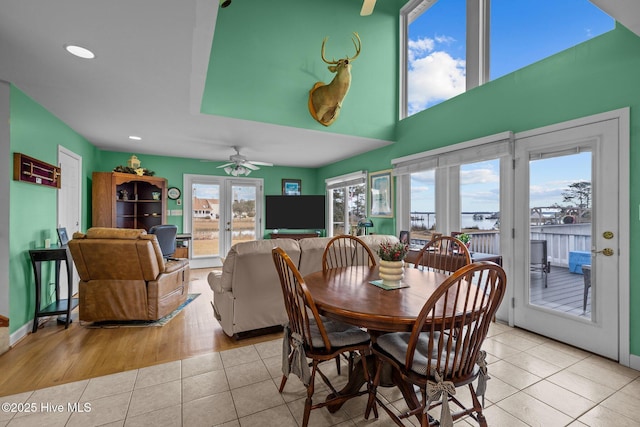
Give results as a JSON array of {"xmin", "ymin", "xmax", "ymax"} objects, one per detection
[
  {"xmin": 377, "ymin": 240, "xmax": 409, "ymax": 286},
  {"xmin": 378, "ymin": 240, "xmax": 409, "ymax": 262}
]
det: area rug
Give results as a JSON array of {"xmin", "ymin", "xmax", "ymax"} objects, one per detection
[{"xmin": 87, "ymin": 293, "xmax": 200, "ymax": 328}]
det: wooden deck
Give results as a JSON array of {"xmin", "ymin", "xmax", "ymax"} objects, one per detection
[{"xmin": 530, "ymin": 265, "xmax": 591, "ymax": 318}]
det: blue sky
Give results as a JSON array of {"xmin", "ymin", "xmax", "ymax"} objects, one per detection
[{"xmin": 408, "ymin": 0, "xmax": 612, "ymax": 212}]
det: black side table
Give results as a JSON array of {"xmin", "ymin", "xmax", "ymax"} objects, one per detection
[{"xmin": 28, "ymin": 246, "xmax": 79, "ymax": 332}]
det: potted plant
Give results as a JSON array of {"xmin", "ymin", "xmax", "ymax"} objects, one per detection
[
  {"xmin": 457, "ymin": 233, "xmax": 472, "ymax": 248},
  {"xmin": 377, "ymin": 240, "xmax": 409, "ymax": 285}
]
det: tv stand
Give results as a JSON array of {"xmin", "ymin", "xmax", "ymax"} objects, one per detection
[{"xmin": 270, "ymin": 233, "xmax": 319, "ymax": 240}]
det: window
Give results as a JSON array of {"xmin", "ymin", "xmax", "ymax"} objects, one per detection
[
  {"xmin": 490, "ymin": 0, "xmax": 613, "ymax": 80},
  {"xmin": 401, "ymin": 0, "xmax": 614, "ymax": 118},
  {"xmin": 393, "ymin": 132, "xmax": 511, "ymax": 254},
  {"xmin": 326, "ymin": 171, "xmax": 367, "ymax": 237},
  {"xmin": 405, "ymin": 0, "xmax": 466, "ymax": 116}
]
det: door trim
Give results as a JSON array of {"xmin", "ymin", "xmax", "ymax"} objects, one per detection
[
  {"xmin": 57, "ymin": 145, "xmax": 82, "ymax": 233},
  {"xmin": 513, "ymin": 107, "xmax": 630, "ymax": 366}
]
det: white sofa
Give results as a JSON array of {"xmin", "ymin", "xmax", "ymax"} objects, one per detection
[{"xmin": 208, "ymin": 234, "xmax": 399, "ymax": 338}]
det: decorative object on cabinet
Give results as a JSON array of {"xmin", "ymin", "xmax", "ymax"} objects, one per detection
[
  {"xmin": 92, "ymin": 172, "xmax": 167, "ymax": 231},
  {"xmin": 113, "ymin": 156, "xmax": 155, "ymax": 176},
  {"xmin": 127, "ymin": 155, "xmax": 141, "ymax": 169},
  {"xmin": 281, "ymin": 179, "xmax": 301, "ymax": 195},
  {"xmin": 13, "ymin": 153, "xmax": 61, "ymax": 188},
  {"xmin": 167, "ymin": 187, "xmax": 181, "ymax": 200}
]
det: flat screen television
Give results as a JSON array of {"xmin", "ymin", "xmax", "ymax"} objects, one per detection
[{"xmin": 265, "ymin": 195, "xmax": 326, "ymax": 230}]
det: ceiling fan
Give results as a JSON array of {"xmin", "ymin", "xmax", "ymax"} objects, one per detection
[
  {"xmin": 360, "ymin": 0, "xmax": 376, "ymax": 16},
  {"xmin": 216, "ymin": 146, "xmax": 273, "ymax": 176}
]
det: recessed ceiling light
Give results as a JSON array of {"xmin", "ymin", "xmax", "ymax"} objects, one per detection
[
  {"xmin": 128, "ymin": 136, "xmax": 142, "ymax": 141},
  {"xmin": 64, "ymin": 44, "xmax": 95, "ymax": 59}
]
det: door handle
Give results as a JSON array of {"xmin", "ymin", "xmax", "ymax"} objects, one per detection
[{"xmin": 592, "ymin": 248, "xmax": 614, "ymax": 256}]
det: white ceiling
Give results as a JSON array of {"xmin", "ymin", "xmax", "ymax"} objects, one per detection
[{"xmin": 0, "ymin": 0, "xmax": 636, "ymax": 169}]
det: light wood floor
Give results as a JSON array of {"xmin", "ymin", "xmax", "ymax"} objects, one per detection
[{"xmin": 0, "ymin": 268, "xmax": 282, "ymax": 397}]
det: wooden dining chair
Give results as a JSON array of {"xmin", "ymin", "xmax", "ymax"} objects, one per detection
[
  {"xmin": 365, "ymin": 261, "xmax": 507, "ymax": 427},
  {"xmin": 413, "ymin": 235, "xmax": 471, "ymax": 274},
  {"xmin": 272, "ymin": 247, "xmax": 373, "ymax": 427},
  {"xmin": 322, "ymin": 235, "xmax": 377, "ymax": 272}
]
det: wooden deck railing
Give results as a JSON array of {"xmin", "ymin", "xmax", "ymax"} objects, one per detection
[{"xmin": 410, "ymin": 224, "xmax": 591, "ymax": 268}]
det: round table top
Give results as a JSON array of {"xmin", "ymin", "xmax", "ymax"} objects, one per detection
[{"xmin": 303, "ymin": 265, "xmax": 454, "ymax": 332}]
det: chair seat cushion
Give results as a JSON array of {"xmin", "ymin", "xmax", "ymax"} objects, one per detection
[
  {"xmin": 310, "ymin": 316, "xmax": 370, "ymax": 349},
  {"xmin": 376, "ymin": 331, "xmax": 449, "ymax": 376}
]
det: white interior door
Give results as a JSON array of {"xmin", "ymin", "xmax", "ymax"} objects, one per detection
[
  {"xmin": 513, "ymin": 118, "xmax": 620, "ymax": 360},
  {"xmin": 57, "ymin": 146, "xmax": 82, "ymax": 298}
]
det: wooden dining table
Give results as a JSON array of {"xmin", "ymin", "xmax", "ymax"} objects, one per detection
[{"xmin": 303, "ymin": 264, "xmax": 472, "ymax": 415}]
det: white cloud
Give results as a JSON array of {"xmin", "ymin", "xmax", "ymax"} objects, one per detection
[
  {"xmin": 460, "ymin": 168, "xmax": 499, "ymax": 185},
  {"xmin": 411, "ymin": 170, "xmax": 435, "ymax": 185},
  {"xmin": 407, "ymin": 36, "xmax": 465, "ymax": 115},
  {"xmin": 407, "ymin": 37, "xmax": 435, "ymax": 62}
]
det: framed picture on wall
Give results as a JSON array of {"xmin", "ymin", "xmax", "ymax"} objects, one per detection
[
  {"xmin": 282, "ymin": 179, "xmax": 302, "ymax": 196},
  {"xmin": 369, "ymin": 170, "xmax": 393, "ymax": 217}
]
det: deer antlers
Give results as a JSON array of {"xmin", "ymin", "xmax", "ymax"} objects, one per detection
[{"xmin": 320, "ymin": 32, "xmax": 361, "ymax": 64}]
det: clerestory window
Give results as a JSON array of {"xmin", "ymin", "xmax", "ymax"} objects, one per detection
[{"xmin": 401, "ymin": 0, "xmax": 614, "ymax": 118}]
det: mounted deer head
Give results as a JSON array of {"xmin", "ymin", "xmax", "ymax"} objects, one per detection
[{"xmin": 308, "ymin": 32, "xmax": 361, "ymax": 126}]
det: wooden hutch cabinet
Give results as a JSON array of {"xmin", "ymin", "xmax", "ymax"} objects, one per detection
[{"xmin": 92, "ymin": 172, "xmax": 167, "ymax": 231}]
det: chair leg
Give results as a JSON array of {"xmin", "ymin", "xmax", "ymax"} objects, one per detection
[
  {"xmin": 335, "ymin": 355, "xmax": 341, "ymax": 375},
  {"xmin": 365, "ymin": 358, "xmax": 383, "ymax": 420},
  {"xmin": 278, "ymin": 374, "xmax": 288, "ymax": 393},
  {"xmin": 583, "ymin": 284, "xmax": 590, "ymax": 312},
  {"xmin": 302, "ymin": 361, "xmax": 318, "ymax": 427}
]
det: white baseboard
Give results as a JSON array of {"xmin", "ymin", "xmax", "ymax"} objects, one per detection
[
  {"xmin": 9, "ymin": 321, "xmax": 31, "ymax": 347},
  {"xmin": 630, "ymin": 353, "xmax": 640, "ymax": 371}
]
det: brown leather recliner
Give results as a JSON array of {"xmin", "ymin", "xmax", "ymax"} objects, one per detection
[{"xmin": 68, "ymin": 227, "xmax": 190, "ymax": 322}]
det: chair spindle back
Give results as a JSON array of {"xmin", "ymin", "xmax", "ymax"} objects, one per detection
[{"xmin": 322, "ymin": 235, "xmax": 377, "ymax": 272}]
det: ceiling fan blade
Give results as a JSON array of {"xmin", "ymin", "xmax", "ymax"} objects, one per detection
[
  {"xmin": 248, "ymin": 161, "xmax": 273, "ymax": 167},
  {"xmin": 217, "ymin": 162, "xmax": 234, "ymax": 168},
  {"xmin": 241, "ymin": 162, "xmax": 260, "ymax": 170},
  {"xmin": 360, "ymin": 0, "xmax": 376, "ymax": 16}
]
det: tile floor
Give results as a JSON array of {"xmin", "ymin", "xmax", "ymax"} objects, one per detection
[{"xmin": 1, "ymin": 322, "xmax": 639, "ymax": 427}]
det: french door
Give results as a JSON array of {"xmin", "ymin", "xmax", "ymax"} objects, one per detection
[
  {"xmin": 513, "ymin": 118, "xmax": 621, "ymax": 360},
  {"xmin": 184, "ymin": 174, "xmax": 263, "ymax": 268}
]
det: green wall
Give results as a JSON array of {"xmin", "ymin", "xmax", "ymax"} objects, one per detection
[
  {"xmin": 95, "ymin": 151, "xmax": 320, "ymax": 235},
  {"xmin": 7, "ymin": 17, "xmax": 640, "ymax": 359},
  {"xmin": 318, "ymin": 24, "xmax": 640, "ymax": 356},
  {"xmin": 8, "ymin": 86, "xmax": 99, "ymax": 334},
  {"xmin": 202, "ymin": 0, "xmax": 401, "ymax": 141}
]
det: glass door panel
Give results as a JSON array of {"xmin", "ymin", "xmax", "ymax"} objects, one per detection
[
  {"xmin": 331, "ymin": 188, "xmax": 346, "ymax": 235},
  {"xmin": 192, "ymin": 182, "xmax": 221, "ymax": 257},
  {"xmin": 528, "ymin": 152, "xmax": 592, "ymax": 318},
  {"xmin": 230, "ymin": 184, "xmax": 257, "ymax": 247}
]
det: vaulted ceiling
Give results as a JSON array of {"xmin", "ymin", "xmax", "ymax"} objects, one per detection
[{"xmin": 0, "ymin": 0, "xmax": 637, "ymax": 168}]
